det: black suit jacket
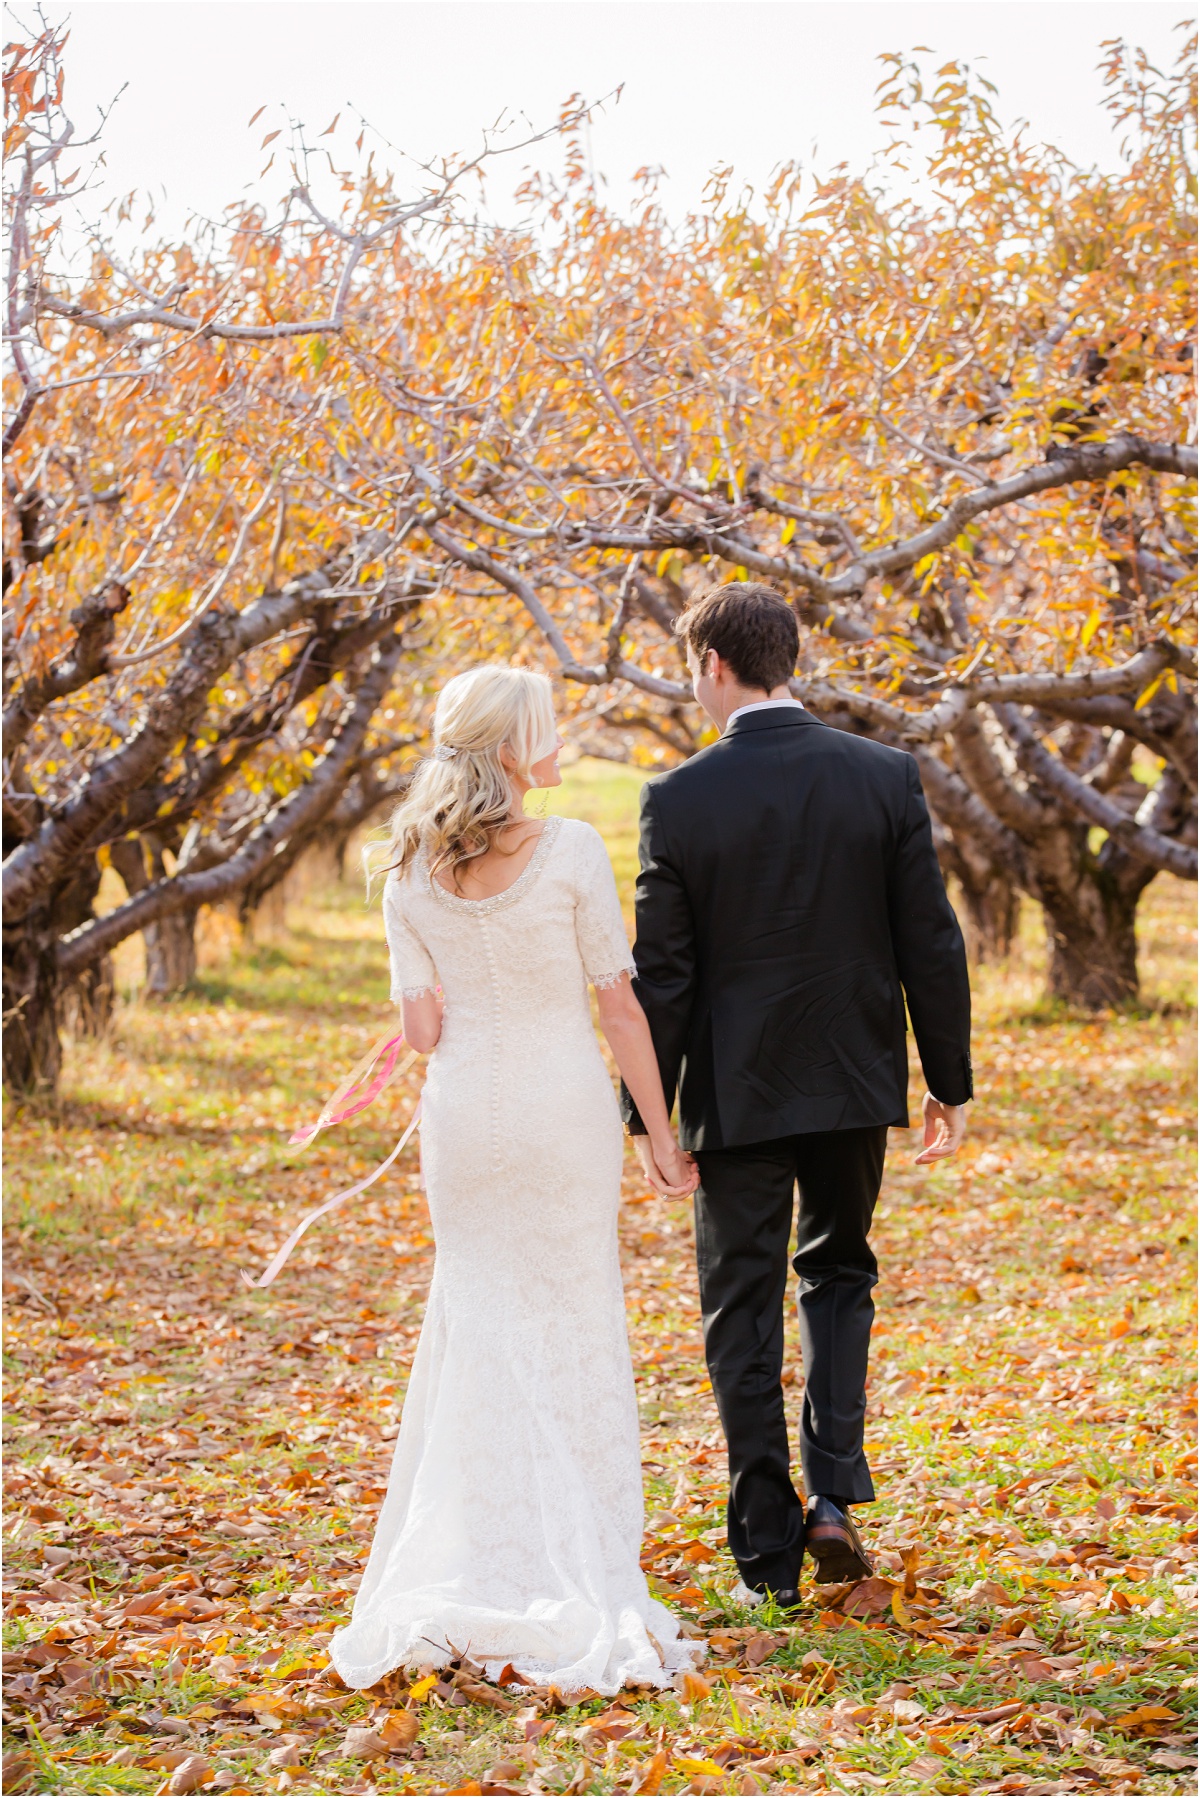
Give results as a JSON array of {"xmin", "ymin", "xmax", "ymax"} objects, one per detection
[{"xmin": 621, "ymin": 707, "xmax": 972, "ymax": 1150}]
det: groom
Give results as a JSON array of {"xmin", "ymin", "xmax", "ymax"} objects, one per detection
[{"xmin": 621, "ymin": 582, "xmax": 972, "ymax": 1606}]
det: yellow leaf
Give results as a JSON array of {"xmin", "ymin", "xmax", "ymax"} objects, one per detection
[
  {"xmin": 891, "ymin": 1587, "xmax": 915, "ymax": 1629},
  {"xmin": 674, "ymin": 1756, "xmax": 726, "ymax": 1777},
  {"xmin": 656, "ymin": 548, "xmax": 675, "ymax": 578},
  {"xmin": 408, "ymin": 1673, "xmax": 439, "ymax": 1702},
  {"xmin": 635, "ymin": 1749, "xmax": 668, "ymax": 1793},
  {"xmin": 1135, "ymin": 671, "xmax": 1166, "ymax": 710},
  {"xmin": 781, "ymin": 518, "xmax": 797, "ymax": 546},
  {"xmin": 1080, "ymin": 607, "xmax": 1102, "ymax": 649}
]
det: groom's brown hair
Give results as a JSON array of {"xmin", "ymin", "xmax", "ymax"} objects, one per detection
[{"xmin": 675, "ymin": 582, "xmax": 800, "ymax": 692}]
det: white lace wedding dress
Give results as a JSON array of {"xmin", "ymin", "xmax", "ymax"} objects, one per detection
[{"xmin": 328, "ymin": 816, "xmax": 697, "ymax": 1694}]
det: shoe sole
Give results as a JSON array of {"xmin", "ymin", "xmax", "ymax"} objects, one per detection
[{"xmin": 806, "ymin": 1531, "xmax": 872, "ymax": 1584}]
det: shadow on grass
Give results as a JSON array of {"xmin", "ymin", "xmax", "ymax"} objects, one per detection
[{"xmin": 1006, "ymin": 992, "xmax": 1198, "ymax": 1028}]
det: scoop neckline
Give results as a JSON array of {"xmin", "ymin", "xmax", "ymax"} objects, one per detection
[{"xmin": 426, "ymin": 814, "xmax": 564, "ymax": 914}]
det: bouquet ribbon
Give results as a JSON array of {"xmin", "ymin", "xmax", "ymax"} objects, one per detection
[
  {"xmin": 241, "ymin": 1029, "xmax": 424, "ymax": 1290},
  {"xmin": 288, "ymin": 1030, "xmax": 417, "ymax": 1147}
]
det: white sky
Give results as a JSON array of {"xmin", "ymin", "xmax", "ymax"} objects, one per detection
[{"xmin": 22, "ymin": 1, "xmax": 1192, "ymax": 246}]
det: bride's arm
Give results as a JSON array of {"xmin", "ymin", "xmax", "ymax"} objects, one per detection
[
  {"xmin": 596, "ymin": 975, "xmax": 696, "ymax": 1195},
  {"xmin": 401, "ymin": 990, "xmax": 443, "ymax": 1054}
]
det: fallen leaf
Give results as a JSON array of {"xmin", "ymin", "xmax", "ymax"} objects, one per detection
[
  {"xmin": 1110, "ymin": 1703, "xmax": 1179, "ymax": 1734},
  {"xmin": 842, "ymin": 1575, "xmax": 896, "ymax": 1616},
  {"xmin": 891, "ymin": 1587, "xmax": 915, "ymax": 1629},
  {"xmin": 378, "ymin": 1708, "xmax": 419, "ymax": 1750},
  {"xmin": 972, "ymin": 1579, "xmax": 1017, "ymax": 1606},
  {"xmin": 453, "ymin": 1674, "xmax": 514, "ymax": 1712},
  {"xmin": 900, "ymin": 1542, "xmax": 921, "ymax": 1598},
  {"xmin": 162, "ymin": 1756, "xmax": 213, "ymax": 1795},
  {"xmin": 632, "ymin": 1748, "xmax": 669, "ymax": 1793},
  {"xmin": 0, "ymin": 1753, "xmax": 34, "ymax": 1793},
  {"xmin": 742, "ymin": 1630, "xmax": 786, "ymax": 1667},
  {"xmin": 482, "ymin": 1762, "xmax": 524, "ymax": 1789},
  {"xmin": 343, "ymin": 1725, "xmax": 390, "ymax": 1759}
]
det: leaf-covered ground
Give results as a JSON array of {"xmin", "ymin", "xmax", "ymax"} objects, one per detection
[{"xmin": 4, "ymin": 763, "xmax": 1196, "ymax": 1797}]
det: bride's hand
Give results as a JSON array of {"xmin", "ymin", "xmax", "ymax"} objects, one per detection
[{"xmin": 635, "ymin": 1134, "xmax": 700, "ymax": 1197}]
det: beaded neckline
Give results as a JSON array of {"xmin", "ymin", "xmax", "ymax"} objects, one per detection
[{"xmin": 427, "ymin": 814, "xmax": 564, "ymax": 915}]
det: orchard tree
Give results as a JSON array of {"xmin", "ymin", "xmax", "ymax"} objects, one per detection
[{"xmin": 1, "ymin": 19, "xmax": 590, "ymax": 1090}]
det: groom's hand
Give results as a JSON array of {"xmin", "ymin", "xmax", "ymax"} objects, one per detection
[
  {"xmin": 633, "ymin": 1134, "xmax": 698, "ymax": 1197},
  {"xmin": 915, "ymin": 1092, "xmax": 968, "ymax": 1165}
]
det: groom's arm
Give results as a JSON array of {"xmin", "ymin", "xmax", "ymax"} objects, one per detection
[
  {"xmin": 887, "ymin": 756, "xmax": 974, "ymax": 1108},
  {"xmin": 620, "ymin": 783, "xmax": 696, "ymax": 1137}
]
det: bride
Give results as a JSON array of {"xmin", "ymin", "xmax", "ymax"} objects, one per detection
[{"xmin": 329, "ymin": 666, "xmax": 701, "ymax": 1695}]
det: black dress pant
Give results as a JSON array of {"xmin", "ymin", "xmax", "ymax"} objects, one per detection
[{"xmin": 693, "ymin": 1125, "xmax": 888, "ymax": 1596}]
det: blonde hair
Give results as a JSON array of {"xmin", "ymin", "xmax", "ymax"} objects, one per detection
[{"xmin": 382, "ymin": 666, "xmax": 558, "ymax": 888}]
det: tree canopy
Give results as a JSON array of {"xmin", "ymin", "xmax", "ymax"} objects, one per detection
[{"xmin": 4, "ymin": 19, "xmax": 1195, "ymax": 1090}]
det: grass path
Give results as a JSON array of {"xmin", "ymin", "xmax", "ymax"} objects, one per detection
[{"xmin": 3, "ymin": 762, "xmax": 1196, "ymax": 1796}]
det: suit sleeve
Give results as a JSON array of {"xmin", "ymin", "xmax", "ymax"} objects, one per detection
[
  {"xmin": 620, "ymin": 783, "xmax": 697, "ymax": 1136},
  {"xmin": 887, "ymin": 757, "xmax": 974, "ymax": 1106}
]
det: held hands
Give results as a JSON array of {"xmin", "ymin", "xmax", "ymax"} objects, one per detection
[
  {"xmin": 915, "ymin": 1091, "xmax": 968, "ymax": 1166},
  {"xmin": 633, "ymin": 1134, "xmax": 700, "ymax": 1198}
]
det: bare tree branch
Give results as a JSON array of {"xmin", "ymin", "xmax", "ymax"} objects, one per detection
[{"xmin": 994, "ymin": 701, "xmax": 1198, "ymax": 878}]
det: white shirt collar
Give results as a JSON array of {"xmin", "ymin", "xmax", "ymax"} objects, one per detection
[{"xmin": 725, "ymin": 696, "xmax": 807, "ymax": 730}]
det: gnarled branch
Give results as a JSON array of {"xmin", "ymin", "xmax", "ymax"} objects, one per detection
[{"xmin": 57, "ymin": 635, "xmax": 404, "ymax": 976}]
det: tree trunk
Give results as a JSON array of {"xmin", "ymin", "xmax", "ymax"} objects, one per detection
[
  {"xmin": 1045, "ymin": 910, "xmax": 1139, "ymax": 1007},
  {"xmin": 114, "ymin": 833, "xmax": 199, "ymax": 998},
  {"xmin": 1035, "ymin": 830, "xmax": 1155, "ymax": 1008},
  {"xmin": 957, "ymin": 868, "xmax": 1018, "ymax": 964},
  {"xmin": 60, "ymin": 953, "xmax": 115, "ymax": 1038},
  {"xmin": 144, "ymin": 909, "xmax": 198, "ymax": 997},
  {"xmin": 929, "ymin": 814, "xmax": 1018, "ymax": 965},
  {"xmin": 2, "ymin": 904, "xmax": 62, "ymax": 1094}
]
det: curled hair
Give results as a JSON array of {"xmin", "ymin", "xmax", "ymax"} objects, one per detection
[{"xmin": 379, "ymin": 666, "xmax": 557, "ymax": 890}]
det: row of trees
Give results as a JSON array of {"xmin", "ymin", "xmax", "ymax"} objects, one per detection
[{"xmin": 4, "ymin": 21, "xmax": 1196, "ymax": 1092}]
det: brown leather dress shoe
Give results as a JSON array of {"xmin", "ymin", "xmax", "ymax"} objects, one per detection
[{"xmin": 804, "ymin": 1495, "xmax": 874, "ymax": 1583}]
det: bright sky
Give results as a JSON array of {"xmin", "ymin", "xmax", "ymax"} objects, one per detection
[{"xmin": 27, "ymin": 1, "xmax": 1190, "ymax": 243}]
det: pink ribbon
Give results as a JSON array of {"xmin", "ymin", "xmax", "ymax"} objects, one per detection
[
  {"xmin": 242, "ymin": 1024, "xmax": 428, "ymax": 1289},
  {"xmin": 288, "ymin": 1031, "xmax": 417, "ymax": 1148},
  {"xmin": 241, "ymin": 1099, "xmax": 423, "ymax": 1289}
]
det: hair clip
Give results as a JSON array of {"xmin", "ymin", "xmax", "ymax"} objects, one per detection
[{"xmin": 432, "ymin": 743, "xmax": 459, "ymax": 761}]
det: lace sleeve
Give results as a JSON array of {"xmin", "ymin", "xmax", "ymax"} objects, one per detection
[
  {"xmin": 383, "ymin": 876, "xmax": 438, "ymax": 1004},
  {"xmin": 572, "ymin": 824, "xmax": 636, "ymax": 992}
]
